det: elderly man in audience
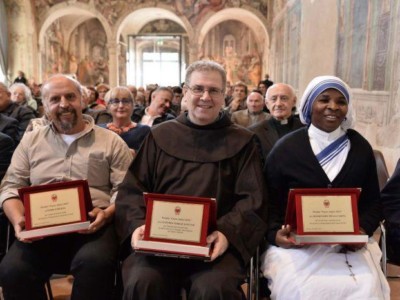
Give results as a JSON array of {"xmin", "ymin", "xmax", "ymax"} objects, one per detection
[
  {"xmin": 0, "ymin": 74, "xmax": 132, "ymax": 300},
  {"xmin": 10, "ymin": 82, "xmax": 38, "ymax": 112},
  {"xmin": 224, "ymin": 81, "xmax": 248, "ymax": 114},
  {"xmin": 0, "ymin": 82, "xmax": 36, "ymax": 142},
  {"xmin": 249, "ymin": 83, "xmax": 304, "ymax": 160},
  {"xmin": 231, "ymin": 90, "xmax": 270, "ymax": 127},
  {"xmin": 131, "ymin": 86, "xmax": 175, "ymax": 126},
  {"xmin": 116, "ymin": 60, "xmax": 267, "ymax": 300}
]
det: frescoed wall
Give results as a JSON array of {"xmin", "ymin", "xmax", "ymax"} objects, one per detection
[{"xmin": 3, "ymin": 0, "xmax": 400, "ymax": 172}]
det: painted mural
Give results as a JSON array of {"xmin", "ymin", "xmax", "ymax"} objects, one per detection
[
  {"xmin": 31, "ymin": 0, "xmax": 268, "ymax": 87},
  {"xmin": 41, "ymin": 18, "xmax": 109, "ymax": 85},
  {"xmin": 336, "ymin": 0, "xmax": 400, "ymax": 173},
  {"xmin": 32, "ymin": 0, "xmax": 268, "ymax": 26},
  {"xmin": 199, "ymin": 20, "xmax": 262, "ymax": 87}
]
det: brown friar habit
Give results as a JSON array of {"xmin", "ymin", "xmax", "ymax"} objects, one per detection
[{"xmin": 115, "ymin": 112, "xmax": 267, "ymax": 264}]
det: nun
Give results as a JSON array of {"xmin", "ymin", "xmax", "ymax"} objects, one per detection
[{"xmin": 260, "ymin": 76, "xmax": 390, "ymax": 299}]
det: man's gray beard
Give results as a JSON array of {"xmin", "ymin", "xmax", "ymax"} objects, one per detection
[{"xmin": 56, "ymin": 112, "xmax": 78, "ymax": 133}]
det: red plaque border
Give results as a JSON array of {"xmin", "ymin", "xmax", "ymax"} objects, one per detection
[
  {"xmin": 18, "ymin": 179, "xmax": 93, "ymax": 231},
  {"xmin": 285, "ymin": 188, "xmax": 361, "ymax": 236},
  {"xmin": 143, "ymin": 193, "xmax": 217, "ymax": 247}
]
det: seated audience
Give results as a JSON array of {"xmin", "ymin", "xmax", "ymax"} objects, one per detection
[
  {"xmin": 13, "ymin": 71, "xmax": 28, "ymax": 85},
  {"xmin": 116, "ymin": 60, "xmax": 267, "ymax": 300},
  {"xmin": 381, "ymin": 158, "xmax": 400, "ymax": 265},
  {"xmin": 257, "ymin": 81, "xmax": 268, "ymax": 97},
  {"xmin": 249, "ymin": 83, "xmax": 304, "ymax": 159},
  {"xmin": 10, "ymin": 82, "xmax": 38, "ymax": 112},
  {"xmin": 81, "ymin": 86, "xmax": 112, "ymax": 124},
  {"xmin": 127, "ymin": 85, "xmax": 137, "ymax": 100},
  {"xmin": 169, "ymin": 86, "xmax": 183, "ymax": 116},
  {"xmin": 261, "ymin": 76, "xmax": 390, "ymax": 299},
  {"xmin": 0, "ymin": 74, "xmax": 133, "ymax": 300},
  {"xmin": 0, "ymin": 82, "xmax": 36, "ymax": 142},
  {"xmin": 224, "ymin": 81, "xmax": 247, "ymax": 114},
  {"xmin": 0, "ymin": 114, "xmax": 19, "ymax": 144},
  {"xmin": 231, "ymin": 90, "xmax": 270, "ymax": 127},
  {"xmin": 134, "ymin": 91, "xmax": 146, "ymax": 108},
  {"xmin": 30, "ymin": 82, "xmax": 44, "ymax": 117},
  {"xmin": 131, "ymin": 86, "xmax": 175, "ymax": 126},
  {"xmin": 95, "ymin": 83, "xmax": 109, "ymax": 109},
  {"xmin": 100, "ymin": 86, "xmax": 150, "ymax": 157},
  {"xmin": 0, "ymin": 132, "xmax": 14, "ymax": 182}
]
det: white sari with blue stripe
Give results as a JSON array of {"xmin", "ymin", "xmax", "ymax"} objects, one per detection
[{"xmin": 308, "ymin": 124, "xmax": 350, "ymax": 182}]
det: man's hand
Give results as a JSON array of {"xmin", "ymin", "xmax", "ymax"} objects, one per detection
[
  {"xmin": 2, "ymin": 198, "xmax": 32, "ymax": 243},
  {"xmin": 131, "ymin": 225, "xmax": 145, "ymax": 249},
  {"xmin": 230, "ymin": 98, "xmax": 241, "ymax": 112},
  {"xmin": 80, "ymin": 205, "xmax": 114, "ymax": 234},
  {"xmin": 14, "ymin": 215, "xmax": 33, "ymax": 243},
  {"xmin": 207, "ymin": 231, "xmax": 229, "ymax": 261}
]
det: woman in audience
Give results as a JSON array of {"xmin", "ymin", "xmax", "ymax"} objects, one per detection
[
  {"xmin": 9, "ymin": 82, "xmax": 38, "ymax": 112},
  {"xmin": 261, "ymin": 76, "xmax": 390, "ymax": 299},
  {"xmin": 100, "ymin": 86, "xmax": 150, "ymax": 157}
]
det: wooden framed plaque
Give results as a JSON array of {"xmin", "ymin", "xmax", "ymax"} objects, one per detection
[
  {"xmin": 135, "ymin": 193, "xmax": 217, "ymax": 260},
  {"xmin": 18, "ymin": 180, "xmax": 93, "ymax": 239},
  {"xmin": 285, "ymin": 188, "xmax": 368, "ymax": 244}
]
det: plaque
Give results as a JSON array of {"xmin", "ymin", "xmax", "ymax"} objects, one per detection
[
  {"xmin": 135, "ymin": 193, "xmax": 217, "ymax": 260},
  {"xmin": 285, "ymin": 188, "xmax": 368, "ymax": 244},
  {"xmin": 18, "ymin": 180, "xmax": 93, "ymax": 239}
]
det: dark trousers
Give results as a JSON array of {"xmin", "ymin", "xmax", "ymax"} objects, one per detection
[
  {"xmin": 0, "ymin": 223, "xmax": 118, "ymax": 300},
  {"xmin": 122, "ymin": 250, "xmax": 246, "ymax": 300}
]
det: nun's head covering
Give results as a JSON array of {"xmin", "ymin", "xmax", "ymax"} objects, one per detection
[{"xmin": 299, "ymin": 75, "xmax": 355, "ymax": 131}]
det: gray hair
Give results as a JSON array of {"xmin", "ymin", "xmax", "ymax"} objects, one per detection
[
  {"xmin": 185, "ymin": 60, "xmax": 227, "ymax": 92},
  {"xmin": 265, "ymin": 83, "xmax": 296, "ymax": 100},
  {"xmin": 9, "ymin": 83, "xmax": 32, "ymax": 101}
]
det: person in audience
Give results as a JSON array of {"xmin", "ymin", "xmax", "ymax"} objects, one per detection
[
  {"xmin": 231, "ymin": 90, "xmax": 270, "ymax": 127},
  {"xmin": 0, "ymin": 82, "xmax": 36, "ymax": 142},
  {"xmin": 30, "ymin": 82, "xmax": 44, "ymax": 117},
  {"xmin": 0, "ymin": 74, "xmax": 133, "ymax": 300},
  {"xmin": 95, "ymin": 83, "xmax": 109, "ymax": 109},
  {"xmin": 0, "ymin": 113, "xmax": 19, "ymax": 144},
  {"xmin": 0, "ymin": 132, "xmax": 14, "ymax": 182},
  {"xmin": 10, "ymin": 82, "xmax": 38, "ymax": 112},
  {"xmin": 100, "ymin": 86, "xmax": 150, "ymax": 157},
  {"xmin": 13, "ymin": 71, "xmax": 28, "ymax": 85},
  {"xmin": 86, "ymin": 86, "xmax": 101, "ymax": 110},
  {"xmin": 381, "ymin": 158, "xmax": 400, "ymax": 265},
  {"xmin": 224, "ymin": 81, "xmax": 247, "ymax": 114},
  {"xmin": 134, "ymin": 91, "xmax": 146, "ymax": 108},
  {"xmin": 127, "ymin": 85, "xmax": 138, "ymax": 100},
  {"xmin": 144, "ymin": 84, "xmax": 158, "ymax": 106},
  {"xmin": 257, "ymin": 81, "xmax": 268, "ymax": 98},
  {"xmin": 249, "ymin": 83, "xmax": 304, "ymax": 159},
  {"xmin": 261, "ymin": 76, "xmax": 390, "ymax": 299},
  {"xmin": 115, "ymin": 60, "xmax": 267, "ymax": 300},
  {"xmin": 81, "ymin": 86, "xmax": 112, "ymax": 124},
  {"xmin": 131, "ymin": 86, "xmax": 175, "ymax": 126},
  {"xmin": 169, "ymin": 86, "xmax": 183, "ymax": 116}
]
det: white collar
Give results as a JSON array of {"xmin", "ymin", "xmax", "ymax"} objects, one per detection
[{"xmin": 308, "ymin": 124, "xmax": 344, "ymax": 143}]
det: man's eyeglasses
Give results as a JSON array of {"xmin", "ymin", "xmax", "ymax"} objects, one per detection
[
  {"xmin": 108, "ymin": 98, "xmax": 132, "ymax": 106},
  {"xmin": 188, "ymin": 85, "xmax": 223, "ymax": 98}
]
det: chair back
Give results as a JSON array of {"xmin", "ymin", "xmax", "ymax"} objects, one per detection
[{"xmin": 373, "ymin": 149, "xmax": 389, "ymax": 191}]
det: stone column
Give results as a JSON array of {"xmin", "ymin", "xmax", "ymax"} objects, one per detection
[{"xmin": 108, "ymin": 41, "xmax": 118, "ymax": 86}]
